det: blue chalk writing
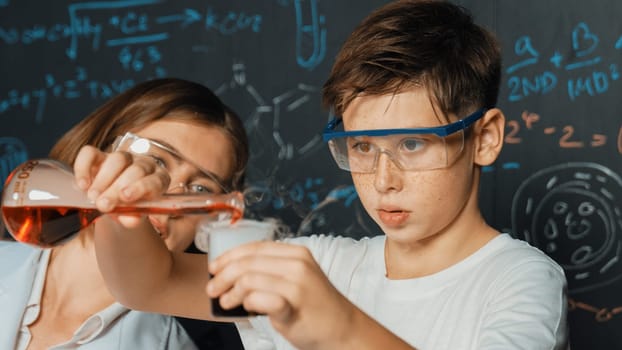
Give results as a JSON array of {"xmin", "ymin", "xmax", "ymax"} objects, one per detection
[
  {"xmin": 565, "ymin": 23, "xmax": 602, "ymax": 71},
  {"xmin": 204, "ymin": 7, "xmax": 262, "ymax": 35},
  {"xmin": 0, "ymin": 2, "xmax": 302, "ymax": 126},
  {"xmin": 106, "ymin": 32, "xmax": 168, "ymax": 46},
  {"xmin": 0, "ymin": 67, "xmax": 135, "ymax": 123},
  {"xmin": 507, "ymin": 72, "xmax": 557, "ymax": 101},
  {"xmin": 66, "ymin": 0, "xmax": 160, "ymax": 60},
  {"xmin": 567, "ymin": 66, "xmax": 619, "ymax": 101},
  {"xmin": 506, "ymin": 22, "xmax": 622, "ymax": 102},
  {"xmin": 0, "ymin": 138, "xmax": 28, "ymax": 190},
  {"xmin": 502, "ymin": 162, "xmax": 521, "ymax": 170},
  {"xmin": 505, "ymin": 36, "xmax": 539, "ymax": 74},
  {"xmin": 294, "ymin": 0, "xmax": 326, "ymax": 70},
  {"xmin": 566, "ymin": 57, "xmax": 602, "ymax": 71},
  {"xmin": 108, "ymin": 11, "xmax": 148, "ymax": 34},
  {"xmin": 118, "ymin": 45, "xmax": 162, "ymax": 72},
  {"xmin": 482, "ymin": 163, "xmax": 521, "ymax": 173},
  {"xmin": 66, "ymin": 16, "xmax": 102, "ymax": 59},
  {"xmin": 326, "ymin": 186, "xmax": 358, "ymax": 207},
  {"xmin": 572, "ymin": 22, "xmax": 599, "ymax": 58},
  {"xmin": 550, "ymin": 51, "xmax": 563, "ymax": 68},
  {"xmin": 0, "ymin": 24, "xmax": 74, "ymax": 45},
  {"xmin": 156, "ymin": 8, "xmax": 201, "ymax": 28}
]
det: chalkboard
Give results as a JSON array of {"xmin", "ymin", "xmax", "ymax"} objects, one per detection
[
  {"xmin": 1, "ymin": 1, "xmax": 622, "ymax": 348},
  {"xmin": 465, "ymin": 1, "xmax": 622, "ymax": 349}
]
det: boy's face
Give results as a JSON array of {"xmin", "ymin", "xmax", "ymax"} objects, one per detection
[{"xmin": 342, "ymin": 88, "xmax": 479, "ymax": 244}]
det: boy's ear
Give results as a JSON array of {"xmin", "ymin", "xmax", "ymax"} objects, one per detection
[{"xmin": 473, "ymin": 108, "xmax": 505, "ymax": 166}]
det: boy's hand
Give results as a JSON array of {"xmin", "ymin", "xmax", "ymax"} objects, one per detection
[
  {"xmin": 206, "ymin": 241, "xmax": 356, "ymax": 349},
  {"xmin": 73, "ymin": 145, "xmax": 171, "ymax": 227}
]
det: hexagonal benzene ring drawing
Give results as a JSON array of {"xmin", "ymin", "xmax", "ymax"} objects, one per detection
[
  {"xmin": 511, "ymin": 162, "xmax": 622, "ymax": 294},
  {"xmin": 215, "ymin": 62, "xmax": 334, "ymax": 229},
  {"xmin": 215, "ymin": 62, "xmax": 275, "ymax": 178},
  {"xmin": 215, "ymin": 63, "xmax": 325, "ymax": 179},
  {"xmin": 271, "ymin": 83, "xmax": 324, "ymax": 161}
]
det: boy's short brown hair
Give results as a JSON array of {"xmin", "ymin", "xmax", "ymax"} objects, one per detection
[{"xmin": 322, "ymin": 0, "xmax": 501, "ymax": 120}]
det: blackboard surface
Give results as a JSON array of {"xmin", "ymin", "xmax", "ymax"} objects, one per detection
[{"xmin": 1, "ymin": 1, "xmax": 621, "ymax": 348}]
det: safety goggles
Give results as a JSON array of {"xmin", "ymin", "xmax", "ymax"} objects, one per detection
[
  {"xmin": 112, "ymin": 132, "xmax": 230, "ymax": 193},
  {"xmin": 322, "ymin": 109, "xmax": 485, "ymax": 173}
]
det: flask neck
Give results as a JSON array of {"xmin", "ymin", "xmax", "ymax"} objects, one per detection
[{"xmin": 109, "ymin": 192, "xmax": 245, "ymax": 221}]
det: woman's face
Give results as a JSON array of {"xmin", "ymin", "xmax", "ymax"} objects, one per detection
[{"xmin": 130, "ymin": 119, "xmax": 235, "ymax": 252}]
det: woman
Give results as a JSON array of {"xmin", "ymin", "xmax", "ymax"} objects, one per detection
[{"xmin": 0, "ymin": 78, "xmax": 249, "ymax": 349}]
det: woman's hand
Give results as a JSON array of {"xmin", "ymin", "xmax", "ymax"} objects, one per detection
[
  {"xmin": 73, "ymin": 145, "xmax": 170, "ymax": 227},
  {"xmin": 206, "ymin": 241, "xmax": 358, "ymax": 350}
]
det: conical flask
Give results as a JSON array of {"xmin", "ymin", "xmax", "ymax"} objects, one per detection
[{"xmin": 1, "ymin": 159, "xmax": 244, "ymax": 248}]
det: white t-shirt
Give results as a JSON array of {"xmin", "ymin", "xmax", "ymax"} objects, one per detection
[{"xmin": 237, "ymin": 233, "xmax": 568, "ymax": 350}]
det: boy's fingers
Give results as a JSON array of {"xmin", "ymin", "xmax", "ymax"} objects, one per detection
[
  {"xmin": 209, "ymin": 242, "xmax": 310, "ymax": 274},
  {"xmin": 243, "ymin": 291, "xmax": 291, "ymax": 320},
  {"xmin": 208, "ymin": 253, "xmax": 302, "ymax": 299}
]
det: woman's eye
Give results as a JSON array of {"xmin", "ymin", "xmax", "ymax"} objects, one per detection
[
  {"xmin": 187, "ymin": 183, "xmax": 214, "ymax": 194},
  {"xmin": 148, "ymin": 155, "xmax": 167, "ymax": 169}
]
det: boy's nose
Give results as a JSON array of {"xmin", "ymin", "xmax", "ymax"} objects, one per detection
[{"xmin": 373, "ymin": 153, "xmax": 403, "ymax": 193}]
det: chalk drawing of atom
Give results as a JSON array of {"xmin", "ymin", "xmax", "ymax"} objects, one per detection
[{"xmin": 512, "ymin": 162, "xmax": 622, "ymax": 294}]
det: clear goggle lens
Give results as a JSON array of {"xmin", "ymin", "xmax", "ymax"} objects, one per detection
[
  {"xmin": 327, "ymin": 130, "xmax": 465, "ymax": 173},
  {"xmin": 112, "ymin": 132, "xmax": 229, "ymax": 194}
]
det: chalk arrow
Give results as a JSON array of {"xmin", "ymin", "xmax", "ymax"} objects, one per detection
[{"xmin": 156, "ymin": 9, "xmax": 201, "ymax": 28}]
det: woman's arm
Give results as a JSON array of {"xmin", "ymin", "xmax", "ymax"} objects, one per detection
[
  {"xmin": 75, "ymin": 146, "xmax": 215, "ymax": 320},
  {"xmin": 94, "ymin": 216, "xmax": 212, "ymax": 319}
]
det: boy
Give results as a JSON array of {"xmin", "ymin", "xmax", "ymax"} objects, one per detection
[{"xmin": 83, "ymin": 1, "xmax": 568, "ymax": 349}]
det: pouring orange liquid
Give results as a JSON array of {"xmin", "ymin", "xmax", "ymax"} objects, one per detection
[{"xmin": 1, "ymin": 159, "xmax": 245, "ymax": 248}]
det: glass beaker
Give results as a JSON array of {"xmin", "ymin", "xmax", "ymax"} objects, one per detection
[
  {"xmin": 1, "ymin": 159, "xmax": 244, "ymax": 248},
  {"xmin": 195, "ymin": 218, "xmax": 277, "ymax": 319}
]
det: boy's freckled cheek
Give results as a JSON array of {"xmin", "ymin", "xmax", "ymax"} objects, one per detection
[
  {"xmin": 405, "ymin": 173, "xmax": 429, "ymax": 187},
  {"xmin": 352, "ymin": 174, "xmax": 373, "ymax": 187},
  {"xmin": 357, "ymin": 179, "xmax": 375, "ymax": 189}
]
